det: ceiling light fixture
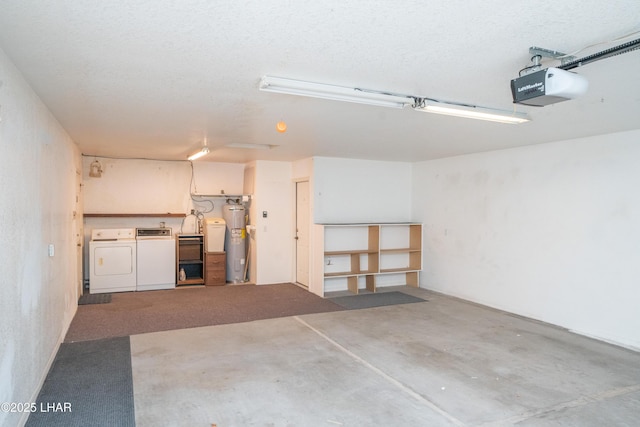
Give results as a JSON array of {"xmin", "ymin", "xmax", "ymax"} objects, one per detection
[
  {"xmin": 187, "ymin": 145, "xmax": 210, "ymax": 161},
  {"xmin": 187, "ymin": 147, "xmax": 210, "ymax": 160},
  {"xmin": 259, "ymin": 75, "xmax": 530, "ymax": 124},
  {"xmin": 414, "ymin": 99, "xmax": 530, "ymax": 124},
  {"xmin": 259, "ymin": 76, "xmax": 414, "ymax": 109},
  {"xmin": 276, "ymin": 121, "xmax": 287, "ymax": 133},
  {"xmin": 226, "ymin": 143, "xmax": 275, "ymax": 150}
]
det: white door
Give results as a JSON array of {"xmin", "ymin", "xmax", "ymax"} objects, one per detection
[{"xmin": 296, "ymin": 181, "xmax": 310, "ymax": 287}]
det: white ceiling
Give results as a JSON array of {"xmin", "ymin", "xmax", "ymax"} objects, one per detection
[{"xmin": 1, "ymin": 1, "xmax": 639, "ymax": 164}]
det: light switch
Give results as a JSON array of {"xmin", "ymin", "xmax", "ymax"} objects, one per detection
[
  {"xmin": 48, "ymin": 244, "xmax": 55, "ymax": 257},
  {"xmin": 262, "ymin": 211, "xmax": 268, "ymax": 218}
]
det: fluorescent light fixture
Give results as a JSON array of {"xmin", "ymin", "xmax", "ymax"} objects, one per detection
[
  {"xmin": 187, "ymin": 146, "xmax": 210, "ymax": 161},
  {"xmin": 414, "ymin": 101, "xmax": 530, "ymax": 124},
  {"xmin": 226, "ymin": 143, "xmax": 275, "ymax": 150},
  {"xmin": 259, "ymin": 76, "xmax": 413, "ymax": 109},
  {"xmin": 259, "ymin": 75, "xmax": 530, "ymax": 124}
]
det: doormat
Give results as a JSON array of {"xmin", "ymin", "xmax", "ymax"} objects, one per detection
[
  {"xmin": 25, "ymin": 336, "xmax": 134, "ymax": 426},
  {"xmin": 329, "ymin": 291, "xmax": 426, "ymax": 310},
  {"xmin": 78, "ymin": 293, "xmax": 112, "ymax": 305}
]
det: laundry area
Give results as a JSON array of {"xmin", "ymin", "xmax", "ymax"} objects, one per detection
[
  {"xmin": 87, "ymin": 211, "xmax": 248, "ymax": 293},
  {"xmin": 83, "ymin": 159, "xmax": 265, "ymax": 293}
]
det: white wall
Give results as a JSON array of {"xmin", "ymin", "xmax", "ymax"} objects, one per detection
[
  {"xmin": 0, "ymin": 48, "xmax": 81, "ymax": 426},
  {"xmin": 313, "ymin": 157, "xmax": 413, "ymax": 223},
  {"xmin": 292, "ymin": 157, "xmax": 313, "ymax": 181},
  {"xmin": 413, "ymin": 130, "xmax": 640, "ymax": 350},
  {"xmin": 83, "ymin": 157, "xmax": 244, "ymax": 215},
  {"xmin": 244, "ymin": 163, "xmax": 257, "ymax": 283}
]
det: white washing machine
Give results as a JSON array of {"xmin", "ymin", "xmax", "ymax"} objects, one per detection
[
  {"xmin": 89, "ymin": 228, "xmax": 137, "ymax": 294},
  {"xmin": 136, "ymin": 227, "xmax": 176, "ymax": 291}
]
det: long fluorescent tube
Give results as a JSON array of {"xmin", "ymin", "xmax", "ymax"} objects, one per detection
[
  {"xmin": 187, "ymin": 147, "xmax": 210, "ymax": 161},
  {"xmin": 259, "ymin": 76, "xmax": 413, "ymax": 109},
  {"xmin": 260, "ymin": 75, "xmax": 530, "ymax": 124},
  {"xmin": 226, "ymin": 143, "xmax": 275, "ymax": 150},
  {"xmin": 414, "ymin": 101, "xmax": 530, "ymax": 124}
]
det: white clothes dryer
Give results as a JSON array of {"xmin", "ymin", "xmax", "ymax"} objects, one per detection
[{"xmin": 89, "ymin": 228, "xmax": 137, "ymax": 294}]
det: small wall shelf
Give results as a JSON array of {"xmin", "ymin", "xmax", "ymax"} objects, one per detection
[
  {"xmin": 191, "ymin": 193, "xmax": 251, "ymax": 199},
  {"xmin": 84, "ymin": 213, "xmax": 186, "ymax": 218}
]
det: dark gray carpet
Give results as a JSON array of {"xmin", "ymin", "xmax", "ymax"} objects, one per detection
[
  {"xmin": 65, "ymin": 283, "xmax": 344, "ymax": 342},
  {"xmin": 26, "ymin": 336, "xmax": 134, "ymax": 427},
  {"xmin": 330, "ymin": 291, "xmax": 426, "ymax": 310},
  {"xmin": 78, "ymin": 293, "xmax": 112, "ymax": 305}
]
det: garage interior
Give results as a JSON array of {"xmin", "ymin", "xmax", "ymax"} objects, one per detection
[{"xmin": 1, "ymin": 2, "xmax": 639, "ymax": 426}]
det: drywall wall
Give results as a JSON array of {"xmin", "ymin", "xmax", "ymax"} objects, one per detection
[
  {"xmin": 191, "ymin": 161, "xmax": 245, "ymax": 196},
  {"xmin": 82, "ymin": 157, "xmax": 244, "ymax": 215},
  {"xmin": 0, "ymin": 48, "xmax": 81, "ymax": 426},
  {"xmin": 82, "ymin": 158, "xmax": 246, "ymax": 271},
  {"xmin": 313, "ymin": 157, "xmax": 412, "ymax": 223},
  {"xmin": 83, "ymin": 157, "xmax": 192, "ymax": 214},
  {"xmin": 251, "ymin": 161, "xmax": 294, "ymax": 284},
  {"xmin": 413, "ymin": 130, "xmax": 640, "ymax": 350},
  {"xmin": 292, "ymin": 157, "xmax": 313, "ymax": 180},
  {"xmin": 243, "ymin": 163, "xmax": 257, "ymax": 283}
]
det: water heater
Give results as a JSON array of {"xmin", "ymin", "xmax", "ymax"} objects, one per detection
[{"xmin": 222, "ymin": 203, "xmax": 246, "ymax": 283}]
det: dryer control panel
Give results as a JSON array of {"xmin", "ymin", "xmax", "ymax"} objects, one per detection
[{"xmin": 91, "ymin": 228, "xmax": 136, "ymax": 241}]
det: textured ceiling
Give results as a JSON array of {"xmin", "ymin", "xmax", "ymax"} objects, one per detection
[{"xmin": 0, "ymin": 0, "xmax": 639, "ymax": 163}]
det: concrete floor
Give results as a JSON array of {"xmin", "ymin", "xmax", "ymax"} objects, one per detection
[{"xmin": 130, "ymin": 288, "xmax": 640, "ymax": 426}]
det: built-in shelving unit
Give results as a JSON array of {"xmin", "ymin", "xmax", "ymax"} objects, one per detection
[
  {"xmin": 176, "ymin": 234, "xmax": 205, "ymax": 286},
  {"xmin": 315, "ymin": 223, "xmax": 422, "ymax": 296},
  {"xmin": 379, "ymin": 223, "xmax": 422, "ymax": 287}
]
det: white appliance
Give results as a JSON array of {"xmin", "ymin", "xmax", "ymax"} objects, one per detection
[
  {"xmin": 89, "ymin": 228, "xmax": 137, "ymax": 294},
  {"xmin": 204, "ymin": 217, "xmax": 225, "ymax": 252},
  {"xmin": 136, "ymin": 228, "xmax": 176, "ymax": 291}
]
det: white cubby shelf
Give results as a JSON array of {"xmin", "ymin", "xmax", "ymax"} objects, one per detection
[{"xmin": 313, "ymin": 223, "xmax": 422, "ymax": 296}]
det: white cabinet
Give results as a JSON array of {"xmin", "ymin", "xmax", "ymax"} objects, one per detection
[{"xmin": 312, "ymin": 223, "xmax": 422, "ymax": 296}]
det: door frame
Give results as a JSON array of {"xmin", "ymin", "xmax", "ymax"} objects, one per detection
[
  {"xmin": 74, "ymin": 168, "xmax": 84, "ymax": 297},
  {"xmin": 293, "ymin": 178, "xmax": 310, "ymax": 288}
]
